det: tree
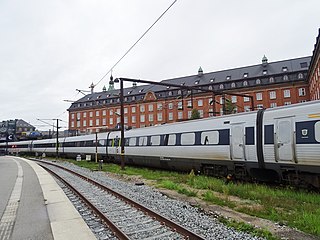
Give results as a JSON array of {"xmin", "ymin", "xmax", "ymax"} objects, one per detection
[{"xmin": 191, "ymin": 108, "xmax": 200, "ymax": 119}]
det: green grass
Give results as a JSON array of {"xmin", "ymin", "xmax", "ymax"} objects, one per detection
[
  {"xmin": 56, "ymin": 159, "xmax": 320, "ymax": 237},
  {"xmin": 218, "ymin": 216, "xmax": 279, "ymax": 240}
]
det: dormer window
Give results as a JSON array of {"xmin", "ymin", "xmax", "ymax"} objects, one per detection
[
  {"xmin": 195, "ymin": 80, "xmax": 199, "ymax": 85},
  {"xmin": 269, "ymin": 77, "xmax": 274, "ymax": 83},
  {"xmin": 243, "ymin": 81, "xmax": 248, "ymax": 86},
  {"xmin": 219, "ymin": 84, "xmax": 224, "ymax": 89},
  {"xmin": 210, "ymin": 78, "xmax": 215, "ymax": 82},
  {"xmin": 283, "ymin": 75, "xmax": 289, "ymax": 81},
  {"xmin": 208, "ymin": 85, "xmax": 213, "ymax": 90},
  {"xmin": 262, "ymin": 70, "xmax": 267, "ymax": 75},
  {"xmin": 139, "ymin": 88, "xmax": 144, "ymax": 93},
  {"xmin": 226, "ymin": 76, "xmax": 231, "ymax": 80},
  {"xmin": 166, "ymin": 86, "xmax": 170, "ymax": 89},
  {"xmin": 180, "ymin": 82, "xmax": 185, "ymax": 86},
  {"xmin": 132, "ymin": 96, "xmax": 136, "ymax": 101},
  {"xmin": 168, "ymin": 91, "xmax": 173, "ymax": 96},
  {"xmin": 256, "ymin": 79, "xmax": 261, "ymax": 84},
  {"xmin": 128, "ymin": 90, "xmax": 132, "ymax": 95},
  {"xmin": 231, "ymin": 82, "xmax": 236, "ymax": 88},
  {"xmin": 106, "ymin": 94, "xmax": 110, "ymax": 97},
  {"xmin": 298, "ymin": 73, "xmax": 304, "ymax": 79},
  {"xmin": 282, "ymin": 67, "xmax": 288, "ymax": 72},
  {"xmin": 97, "ymin": 95, "xmax": 101, "ymax": 99},
  {"xmin": 243, "ymin": 73, "xmax": 248, "ymax": 78},
  {"xmin": 178, "ymin": 90, "xmax": 182, "ymax": 95}
]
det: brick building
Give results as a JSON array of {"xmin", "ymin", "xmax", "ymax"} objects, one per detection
[
  {"xmin": 68, "ymin": 55, "xmax": 311, "ymax": 134},
  {"xmin": 308, "ymin": 29, "xmax": 320, "ymax": 100}
]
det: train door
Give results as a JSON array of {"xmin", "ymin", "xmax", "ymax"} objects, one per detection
[
  {"xmin": 275, "ymin": 117, "xmax": 296, "ymax": 162},
  {"xmin": 230, "ymin": 123, "xmax": 246, "ymax": 161}
]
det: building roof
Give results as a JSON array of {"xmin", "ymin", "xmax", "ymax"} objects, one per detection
[
  {"xmin": 307, "ymin": 28, "xmax": 320, "ymax": 81},
  {"xmin": 69, "ymin": 56, "xmax": 311, "ymax": 110}
]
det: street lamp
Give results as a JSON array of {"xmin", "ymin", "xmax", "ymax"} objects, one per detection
[{"xmin": 113, "ymin": 77, "xmax": 125, "ymax": 170}]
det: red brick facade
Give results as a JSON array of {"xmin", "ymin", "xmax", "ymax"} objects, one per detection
[{"xmin": 308, "ymin": 29, "xmax": 320, "ymax": 100}]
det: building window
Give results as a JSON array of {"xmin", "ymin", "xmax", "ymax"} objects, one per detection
[
  {"xmin": 283, "ymin": 75, "xmax": 289, "ymax": 81},
  {"xmin": 283, "ymin": 89, "xmax": 291, "ymax": 98},
  {"xmin": 109, "ymin": 110, "xmax": 113, "ymax": 116},
  {"xmin": 226, "ymin": 76, "xmax": 231, "ymax": 80},
  {"xmin": 300, "ymin": 62, "xmax": 308, "ymax": 68},
  {"xmin": 132, "ymin": 96, "xmax": 136, "ymax": 101},
  {"xmin": 83, "ymin": 112, "xmax": 87, "ymax": 118},
  {"xmin": 157, "ymin": 113, "xmax": 162, "ymax": 121},
  {"xmin": 219, "ymin": 84, "xmax": 224, "ymax": 89},
  {"xmin": 188, "ymin": 111, "xmax": 192, "ymax": 119},
  {"xmin": 132, "ymin": 106, "xmax": 136, "ymax": 113},
  {"xmin": 178, "ymin": 101, "xmax": 183, "ymax": 110},
  {"xmin": 168, "ymin": 91, "xmax": 173, "ymax": 96},
  {"xmin": 256, "ymin": 92, "xmax": 262, "ymax": 101},
  {"xmin": 157, "ymin": 103, "xmax": 162, "ymax": 110},
  {"xmin": 199, "ymin": 110, "xmax": 204, "ymax": 118},
  {"xmin": 83, "ymin": 120, "xmax": 86, "ymax": 127},
  {"xmin": 231, "ymin": 96, "xmax": 237, "ymax": 103},
  {"xmin": 243, "ymin": 73, "xmax": 248, "ymax": 78},
  {"xmin": 257, "ymin": 104, "xmax": 264, "ymax": 110},
  {"xmin": 243, "ymin": 81, "xmax": 248, "ymax": 86},
  {"xmin": 116, "ymin": 117, "xmax": 120, "ymax": 123},
  {"xmin": 124, "ymin": 108, "xmax": 128, "ymax": 114},
  {"xmin": 298, "ymin": 73, "xmax": 304, "ymax": 79},
  {"xmin": 124, "ymin": 117, "xmax": 128, "ymax": 124},
  {"xmin": 95, "ymin": 111, "xmax": 99, "ymax": 116},
  {"xmin": 116, "ymin": 109, "xmax": 120, "ymax": 115},
  {"xmin": 187, "ymin": 100, "xmax": 192, "ymax": 108},
  {"xmin": 71, "ymin": 113, "xmax": 75, "ymax": 120},
  {"xmin": 262, "ymin": 70, "xmax": 267, "ymax": 75},
  {"xmin": 244, "ymin": 106, "xmax": 251, "ymax": 112},
  {"xmin": 298, "ymin": 88, "xmax": 306, "ymax": 96},
  {"xmin": 140, "ymin": 105, "xmax": 145, "ymax": 112},
  {"xmin": 284, "ymin": 102, "xmax": 291, "ymax": 105},
  {"xmin": 102, "ymin": 119, "xmax": 106, "ymax": 125},
  {"xmin": 132, "ymin": 116, "xmax": 136, "ymax": 123},
  {"xmin": 168, "ymin": 112, "xmax": 173, "ymax": 120},
  {"xmin": 95, "ymin": 119, "xmax": 99, "ymax": 126},
  {"xmin": 282, "ymin": 66, "xmax": 288, "ymax": 72},
  {"xmin": 89, "ymin": 120, "xmax": 93, "ymax": 126},
  {"xmin": 140, "ymin": 115, "xmax": 145, "ymax": 123},
  {"xmin": 148, "ymin": 114, "xmax": 153, "ymax": 122},
  {"xmin": 256, "ymin": 79, "xmax": 261, "ymax": 84},
  {"xmin": 71, "ymin": 122, "xmax": 74, "ymax": 128},
  {"xmin": 269, "ymin": 77, "xmax": 274, "ymax": 83},
  {"xmin": 77, "ymin": 121, "xmax": 80, "ymax": 127},
  {"xmin": 178, "ymin": 112, "xmax": 183, "ymax": 119},
  {"xmin": 102, "ymin": 110, "xmax": 106, "ymax": 116},
  {"xmin": 168, "ymin": 103, "xmax": 173, "ymax": 110},
  {"xmin": 269, "ymin": 91, "xmax": 276, "ymax": 99},
  {"xmin": 198, "ymin": 99, "xmax": 203, "ymax": 107},
  {"xmin": 208, "ymin": 85, "xmax": 213, "ymax": 90},
  {"xmin": 270, "ymin": 102, "xmax": 277, "ymax": 108},
  {"xmin": 148, "ymin": 104, "xmax": 153, "ymax": 112},
  {"xmin": 244, "ymin": 96, "xmax": 250, "ymax": 102},
  {"xmin": 109, "ymin": 118, "xmax": 113, "ymax": 125},
  {"xmin": 231, "ymin": 82, "xmax": 236, "ymax": 88}
]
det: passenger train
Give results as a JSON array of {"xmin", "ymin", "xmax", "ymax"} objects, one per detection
[{"xmin": 1, "ymin": 100, "xmax": 320, "ymax": 188}]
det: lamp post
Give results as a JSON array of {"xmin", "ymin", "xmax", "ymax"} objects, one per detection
[{"xmin": 114, "ymin": 77, "xmax": 125, "ymax": 170}]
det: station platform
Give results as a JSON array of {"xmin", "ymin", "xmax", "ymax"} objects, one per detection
[{"xmin": 0, "ymin": 156, "xmax": 96, "ymax": 240}]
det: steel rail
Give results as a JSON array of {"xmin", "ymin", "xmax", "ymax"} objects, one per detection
[
  {"xmin": 36, "ymin": 159, "xmax": 205, "ymax": 240},
  {"xmin": 40, "ymin": 164, "xmax": 130, "ymax": 240}
]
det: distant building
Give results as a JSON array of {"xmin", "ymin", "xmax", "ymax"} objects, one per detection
[
  {"xmin": 68, "ymin": 55, "xmax": 311, "ymax": 134},
  {"xmin": 0, "ymin": 119, "xmax": 36, "ymax": 141},
  {"xmin": 308, "ymin": 28, "xmax": 320, "ymax": 100}
]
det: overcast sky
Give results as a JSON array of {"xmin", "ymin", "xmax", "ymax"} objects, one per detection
[{"xmin": 0, "ymin": 0, "xmax": 319, "ymax": 130}]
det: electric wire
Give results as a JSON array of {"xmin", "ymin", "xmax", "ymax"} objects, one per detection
[{"xmin": 93, "ymin": 0, "xmax": 178, "ymax": 88}]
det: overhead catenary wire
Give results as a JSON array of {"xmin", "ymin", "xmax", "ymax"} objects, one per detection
[{"xmin": 93, "ymin": 0, "xmax": 178, "ymax": 88}]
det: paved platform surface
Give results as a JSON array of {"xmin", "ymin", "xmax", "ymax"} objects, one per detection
[{"xmin": 0, "ymin": 156, "xmax": 96, "ymax": 240}]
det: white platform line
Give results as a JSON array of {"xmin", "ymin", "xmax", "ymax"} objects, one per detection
[{"xmin": 0, "ymin": 159, "xmax": 23, "ymax": 240}]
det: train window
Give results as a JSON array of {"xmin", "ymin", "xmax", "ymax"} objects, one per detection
[
  {"xmin": 150, "ymin": 135, "xmax": 160, "ymax": 146},
  {"xmin": 181, "ymin": 133, "xmax": 195, "ymax": 145},
  {"xmin": 99, "ymin": 140, "xmax": 105, "ymax": 146},
  {"xmin": 167, "ymin": 134, "xmax": 176, "ymax": 146},
  {"xmin": 139, "ymin": 136, "xmax": 147, "ymax": 146},
  {"xmin": 113, "ymin": 138, "xmax": 120, "ymax": 147},
  {"xmin": 201, "ymin": 131, "xmax": 219, "ymax": 145},
  {"xmin": 129, "ymin": 138, "xmax": 136, "ymax": 146},
  {"xmin": 315, "ymin": 121, "xmax": 320, "ymax": 142}
]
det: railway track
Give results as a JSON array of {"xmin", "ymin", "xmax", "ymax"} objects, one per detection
[{"xmin": 37, "ymin": 160, "xmax": 205, "ymax": 240}]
